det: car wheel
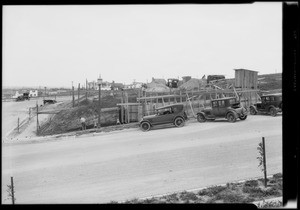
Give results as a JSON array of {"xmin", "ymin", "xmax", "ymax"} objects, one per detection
[
  {"xmin": 197, "ymin": 113, "xmax": 206, "ymax": 123},
  {"xmin": 227, "ymin": 112, "xmax": 237, "ymax": 123},
  {"xmin": 269, "ymin": 107, "xmax": 277, "ymax": 117},
  {"xmin": 239, "ymin": 115, "xmax": 247, "ymax": 120},
  {"xmin": 140, "ymin": 122, "xmax": 151, "ymax": 131},
  {"xmin": 250, "ymin": 106, "xmax": 257, "ymax": 115},
  {"xmin": 174, "ymin": 117, "xmax": 184, "ymax": 127}
]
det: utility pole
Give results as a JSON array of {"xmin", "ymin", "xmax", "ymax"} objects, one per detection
[
  {"xmin": 36, "ymin": 103, "xmax": 39, "ymax": 134},
  {"xmin": 97, "ymin": 77, "xmax": 102, "ymax": 128},
  {"xmin": 86, "ymin": 79, "xmax": 88, "ymax": 101},
  {"xmin": 11, "ymin": 177, "xmax": 15, "ymax": 204},
  {"xmin": 78, "ymin": 83, "xmax": 80, "ymax": 106},
  {"xmin": 72, "ymin": 82, "xmax": 75, "ymax": 108},
  {"xmin": 43, "ymin": 87, "xmax": 46, "ymax": 100},
  {"xmin": 262, "ymin": 137, "xmax": 267, "ymax": 187}
]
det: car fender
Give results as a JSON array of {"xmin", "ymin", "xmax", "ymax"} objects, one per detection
[
  {"xmin": 140, "ymin": 120, "xmax": 152, "ymax": 127},
  {"xmin": 267, "ymin": 105, "xmax": 279, "ymax": 112},
  {"xmin": 173, "ymin": 116, "xmax": 185, "ymax": 122},
  {"xmin": 196, "ymin": 111, "xmax": 206, "ymax": 118},
  {"xmin": 225, "ymin": 110, "xmax": 238, "ymax": 119},
  {"xmin": 250, "ymin": 105, "xmax": 258, "ymax": 112}
]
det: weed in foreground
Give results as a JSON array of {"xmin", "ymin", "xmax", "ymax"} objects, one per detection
[
  {"xmin": 244, "ymin": 180, "xmax": 259, "ymax": 187},
  {"xmin": 214, "ymin": 190, "xmax": 246, "ymax": 203},
  {"xmin": 198, "ymin": 185, "xmax": 227, "ymax": 197},
  {"xmin": 256, "ymin": 200, "xmax": 283, "ymax": 208},
  {"xmin": 179, "ymin": 191, "xmax": 199, "ymax": 203}
]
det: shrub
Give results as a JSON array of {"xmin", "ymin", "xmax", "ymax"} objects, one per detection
[
  {"xmin": 198, "ymin": 185, "xmax": 227, "ymax": 197},
  {"xmin": 256, "ymin": 200, "xmax": 283, "ymax": 208},
  {"xmin": 164, "ymin": 193, "xmax": 179, "ymax": 203},
  {"xmin": 179, "ymin": 191, "xmax": 198, "ymax": 202},
  {"xmin": 273, "ymin": 173, "xmax": 282, "ymax": 179},
  {"xmin": 263, "ymin": 188, "xmax": 281, "ymax": 197},
  {"xmin": 214, "ymin": 190, "xmax": 245, "ymax": 203},
  {"xmin": 242, "ymin": 186, "xmax": 265, "ymax": 198},
  {"xmin": 141, "ymin": 197, "xmax": 161, "ymax": 204},
  {"xmin": 244, "ymin": 180, "xmax": 259, "ymax": 187}
]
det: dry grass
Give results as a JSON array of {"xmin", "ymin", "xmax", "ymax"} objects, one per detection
[{"xmin": 109, "ymin": 173, "xmax": 282, "ymax": 204}]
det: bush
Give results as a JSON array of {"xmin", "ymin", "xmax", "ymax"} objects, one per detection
[
  {"xmin": 164, "ymin": 193, "xmax": 179, "ymax": 203},
  {"xmin": 179, "ymin": 191, "xmax": 198, "ymax": 202},
  {"xmin": 198, "ymin": 185, "xmax": 227, "ymax": 197},
  {"xmin": 244, "ymin": 180, "xmax": 259, "ymax": 187},
  {"xmin": 140, "ymin": 197, "xmax": 161, "ymax": 204},
  {"xmin": 256, "ymin": 200, "xmax": 282, "ymax": 208},
  {"xmin": 273, "ymin": 173, "xmax": 282, "ymax": 179},
  {"xmin": 264, "ymin": 188, "xmax": 281, "ymax": 197},
  {"xmin": 214, "ymin": 190, "xmax": 245, "ymax": 203}
]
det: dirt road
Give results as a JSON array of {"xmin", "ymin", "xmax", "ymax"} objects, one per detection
[
  {"xmin": 1, "ymin": 115, "xmax": 282, "ymax": 204},
  {"xmin": 2, "ymin": 96, "xmax": 72, "ymax": 140}
]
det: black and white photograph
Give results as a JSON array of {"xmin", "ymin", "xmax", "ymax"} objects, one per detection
[{"xmin": 1, "ymin": 2, "xmax": 297, "ymax": 206}]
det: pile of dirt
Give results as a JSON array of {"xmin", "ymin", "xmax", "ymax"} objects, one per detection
[
  {"xmin": 179, "ymin": 78, "xmax": 207, "ymax": 91},
  {"xmin": 38, "ymin": 95, "xmax": 122, "ymax": 136},
  {"xmin": 145, "ymin": 82, "xmax": 170, "ymax": 92}
]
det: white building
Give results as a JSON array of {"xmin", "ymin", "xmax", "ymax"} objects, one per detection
[
  {"xmin": 12, "ymin": 91, "xmax": 22, "ymax": 99},
  {"xmin": 29, "ymin": 90, "xmax": 38, "ymax": 97}
]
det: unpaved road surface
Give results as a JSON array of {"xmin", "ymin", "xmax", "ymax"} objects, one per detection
[
  {"xmin": 2, "ymin": 115, "xmax": 282, "ymax": 204},
  {"xmin": 2, "ymin": 96, "xmax": 72, "ymax": 140}
]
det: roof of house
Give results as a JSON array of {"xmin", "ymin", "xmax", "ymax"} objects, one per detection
[
  {"xmin": 234, "ymin": 68, "xmax": 259, "ymax": 73},
  {"xmin": 112, "ymin": 83, "xmax": 124, "ymax": 87},
  {"xmin": 152, "ymin": 78, "xmax": 166, "ymax": 84}
]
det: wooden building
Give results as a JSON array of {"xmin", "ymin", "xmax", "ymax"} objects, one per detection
[{"xmin": 234, "ymin": 69, "xmax": 258, "ymax": 89}]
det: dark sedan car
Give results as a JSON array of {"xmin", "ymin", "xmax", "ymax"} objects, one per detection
[{"xmin": 139, "ymin": 104, "xmax": 188, "ymax": 131}]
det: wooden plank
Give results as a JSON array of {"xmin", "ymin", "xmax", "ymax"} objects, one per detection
[{"xmin": 117, "ymin": 103, "xmax": 141, "ymax": 106}]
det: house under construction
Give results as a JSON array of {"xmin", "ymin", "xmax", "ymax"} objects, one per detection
[{"xmin": 117, "ymin": 69, "xmax": 262, "ymax": 124}]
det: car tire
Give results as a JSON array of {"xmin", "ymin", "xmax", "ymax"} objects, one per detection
[
  {"xmin": 227, "ymin": 112, "xmax": 237, "ymax": 123},
  {"xmin": 174, "ymin": 117, "xmax": 185, "ymax": 127},
  {"xmin": 239, "ymin": 115, "xmax": 247, "ymax": 120},
  {"xmin": 197, "ymin": 113, "xmax": 206, "ymax": 123},
  {"xmin": 250, "ymin": 106, "xmax": 257, "ymax": 115},
  {"xmin": 269, "ymin": 107, "xmax": 277, "ymax": 117},
  {"xmin": 140, "ymin": 121, "xmax": 151, "ymax": 131}
]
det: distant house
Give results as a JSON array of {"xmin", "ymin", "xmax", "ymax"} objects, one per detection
[
  {"xmin": 29, "ymin": 90, "xmax": 38, "ymax": 97},
  {"xmin": 101, "ymin": 81, "xmax": 111, "ymax": 91},
  {"xmin": 132, "ymin": 82, "xmax": 143, "ymax": 88},
  {"xmin": 12, "ymin": 91, "xmax": 23, "ymax": 99},
  {"xmin": 88, "ymin": 81, "xmax": 98, "ymax": 90},
  {"xmin": 111, "ymin": 82, "xmax": 124, "ymax": 90}
]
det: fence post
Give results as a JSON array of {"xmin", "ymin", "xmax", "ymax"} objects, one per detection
[
  {"xmin": 36, "ymin": 104, "xmax": 39, "ymax": 135},
  {"xmin": 72, "ymin": 85, "xmax": 75, "ymax": 108},
  {"xmin": 262, "ymin": 137, "xmax": 267, "ymax": 187},
  {"xmin": 78, "ymin": 83, "xmax": 80, "ymax": 106},
  {"xmin": 11, "ymin": 176, "xmax": 15, "ymax": 204}
]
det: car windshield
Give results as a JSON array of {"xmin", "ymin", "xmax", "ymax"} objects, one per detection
[{"xmin": 229, "ymin": 98, "xmax": 237, "ymax": 104}]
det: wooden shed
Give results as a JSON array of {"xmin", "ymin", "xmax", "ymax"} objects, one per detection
[{"xmin": 234, "ymin": 69, "xmax": 258, "ymax": 89}]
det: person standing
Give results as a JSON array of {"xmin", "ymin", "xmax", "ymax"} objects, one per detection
[{"xmin": 80, "ymin": 117, "xmax": 86, "ymax": 130}]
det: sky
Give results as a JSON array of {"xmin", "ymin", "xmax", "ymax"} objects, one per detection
[{"xmin": 3, "ymin": 3, "xmax": 282, "ymax": 88}]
